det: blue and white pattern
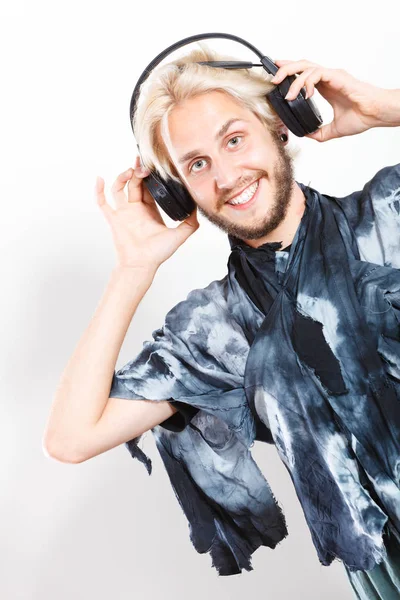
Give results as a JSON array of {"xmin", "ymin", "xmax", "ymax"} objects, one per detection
[{"xmin": 110, "ymin": 164, "xmax": 400, "ymax": 578}]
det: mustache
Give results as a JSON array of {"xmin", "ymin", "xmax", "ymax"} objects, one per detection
[{"xmin": 218, "ymin": 170, "xmax": 268, "ymax": 206}]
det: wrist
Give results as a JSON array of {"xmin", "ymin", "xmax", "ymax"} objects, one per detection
[
  {"xmin": 111, "ymin": 264, "xmax": 157, "ymax": 288},
  {"xmin": 372, "ymin": 88, "xmax": 400, "ymax": 127}
]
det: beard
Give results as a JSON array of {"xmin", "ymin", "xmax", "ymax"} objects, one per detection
[{"xmin": 195, "ymin": 137, "xmax": 295, "ymax": 241}]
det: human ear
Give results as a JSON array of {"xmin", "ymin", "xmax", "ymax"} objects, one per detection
[{"xmin": 278, "ymin": 125, "xmax": 289, "ymax": 144}]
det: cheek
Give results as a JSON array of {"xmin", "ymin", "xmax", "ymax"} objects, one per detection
[
  {"xmin": 192, "ymin": 191, "xmax": 207, "ymax": 204},
  {"xmin": 242, "ymin": 143, "xmax": 270, "ymax": 165},
  {"xmin": 183, "ymin": 184, "xmax": 209, "ymax": 206},
  {"xmin": 182, "ymin": 173, "xmax": 215, "ymax": 203}
]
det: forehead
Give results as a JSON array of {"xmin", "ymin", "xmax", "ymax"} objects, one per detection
[{"xmin": 166, "ymin": 90, "xmax": 257, "ymax": 149}]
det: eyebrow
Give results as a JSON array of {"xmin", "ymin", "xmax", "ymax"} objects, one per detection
[{"xmin": 177, "ymin": 118, "xmax": 248, "ymax": 165}]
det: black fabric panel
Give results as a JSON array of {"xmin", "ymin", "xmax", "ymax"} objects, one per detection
[
  {"xmin": 292, "ymin": 310, "xmax": 347, "ymax": 395},
  {"xmin": 159, "ymin": 400, "xmax": 200, "ymax": 432}
]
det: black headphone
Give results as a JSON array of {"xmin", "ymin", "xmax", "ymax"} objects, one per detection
[{"xmin": 129, "ymin": 32, "xmax": 323, "ymax": 221}]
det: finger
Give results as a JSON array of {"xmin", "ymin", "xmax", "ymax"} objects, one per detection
[
  {"xmin": 284, "ymin": 67, "xmax": 318, "ymax": 101},
  {"xmin": 127, "ymin": 165, "xmax": 166, "ymax": 225},
  {"xmin": 271, "ymin": 59, "xmax": 292, "ymax": 80},
  {"xmin": 95, "ymin": 176, "xmax": 115, "ymax": 222},
  {"xmin": 127, "ymin": 164, "xmax": 151, "ymax": 203},
  {"xmin": 271, "ymin": 59, "xmax": 319, "ymax": 84},
  {"xmin": 140, "ymin": 178, "xmax": 158, "ymax": 207},
  {"xmin": 141, "ymin": 182, "xmax": 166, "ymax": 225},
  {"xmin": 111, "ymin": 168, "xmax": 135, "ymax": 208}
]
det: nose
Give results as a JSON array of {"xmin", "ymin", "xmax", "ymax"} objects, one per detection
[{"xmin": 211, "ymin": 155, "xmax": 242, "ymax": 190}]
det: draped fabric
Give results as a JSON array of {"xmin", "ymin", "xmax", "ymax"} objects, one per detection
[
  {"xmin": 109, "ymin": 164, "xmax": 400, "ymax": 579},
  {"xmin": 343, "ymin": 526, "xmax": 400, "ymax": 599}
]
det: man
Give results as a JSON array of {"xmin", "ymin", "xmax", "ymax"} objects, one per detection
[{"xmin": 43, "ymin": 47, "xmax": 400, "ymax": 598}]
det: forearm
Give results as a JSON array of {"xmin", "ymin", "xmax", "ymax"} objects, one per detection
[
  {"xmin": 374, "ymin": 88, "xmax": 400, "ymax": 127},
  {"xmin": 43, "ymin": 266, "xmax": 155, "ymax": 455}
]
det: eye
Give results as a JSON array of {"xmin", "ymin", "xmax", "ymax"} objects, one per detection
[
  {"xmin": 227, "ymin": 135, "xmax": 242, "ymax": 147},
  {"xmin": 189, "ymin": 158, "xmax": 207, "ymax": 173}
]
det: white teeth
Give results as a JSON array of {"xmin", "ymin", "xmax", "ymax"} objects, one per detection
[{"xmin": 227, "ymin": 180, "xmax": 259, "ymax": 205}]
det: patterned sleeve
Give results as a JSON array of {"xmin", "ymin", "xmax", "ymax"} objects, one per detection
[
  {"xmin": 335, "ymin": 163, "xmax": 400, "ymax": 268},
  {"xmin": 108, "ymin": 277, "xmax": 248, "ymax": 432},
  {"xmin": 109, "ymin": 336, "xmax": 196, "ymax": 432}
]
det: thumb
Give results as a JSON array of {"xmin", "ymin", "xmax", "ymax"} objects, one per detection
[
  {"xmin": 173, "ymin": 207, "xmax": 200, "ymax": 246},
  {"xmin": 305, "ymin": 122, "xmax": 337, "ymax": 143}
]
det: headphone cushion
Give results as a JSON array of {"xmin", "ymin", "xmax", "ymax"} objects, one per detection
[
  {"xmin": 267, "ymin": 87, "xmax": 321, "ymax": 137},
  {"xmin": 143, "ymin": 174, "xmax": 195, "ymax": 221}
]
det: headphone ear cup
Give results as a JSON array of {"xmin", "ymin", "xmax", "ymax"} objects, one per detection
[
  {"xmin": 267, "ymin": 86, "xmax": 323, "ymax": 137},
  {"xmin": 143, "ymin": 173, "xmax": 195, "ymax": 221}
]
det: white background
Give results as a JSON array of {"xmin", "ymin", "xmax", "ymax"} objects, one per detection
[{"xmin": 1, "ymin": 0, "xmax": 399, "ymax": 598}]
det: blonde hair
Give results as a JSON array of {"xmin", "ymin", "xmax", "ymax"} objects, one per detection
[{"xmin": 134, "ymin": 43, "xmax": 297, "ymax": 183}]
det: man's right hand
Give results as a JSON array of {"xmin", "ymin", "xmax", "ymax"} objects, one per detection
[{"xmin": 95, "ymin": 156, "xmax": 199, "ymax": 272}]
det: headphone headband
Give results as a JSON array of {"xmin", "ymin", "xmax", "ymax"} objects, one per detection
[{"xmin": 129, "ymin": 32, "xmax": 280, "ymax": 133}]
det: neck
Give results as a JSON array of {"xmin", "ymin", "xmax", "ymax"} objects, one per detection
[{"xmin": 243, "ymin": 182, "xmax": 306, "ymax": 249}]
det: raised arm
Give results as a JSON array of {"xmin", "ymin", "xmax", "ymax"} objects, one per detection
[{"xmin": 42, "ymin": 158, "xmax": 199, "ymax": 464}]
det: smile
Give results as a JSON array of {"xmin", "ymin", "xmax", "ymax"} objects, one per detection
[{"xmin": 226, "ymin": 179, "xmax": 260, "ymax": 208}]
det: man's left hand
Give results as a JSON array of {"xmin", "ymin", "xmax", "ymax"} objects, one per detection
[{"xmin": 271, "ymin": 59, "xmax": 400, "ymax": 142}]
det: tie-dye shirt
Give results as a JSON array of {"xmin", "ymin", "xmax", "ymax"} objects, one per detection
[{"xmin": 109, "ymin": 164, "xmax": 400, "ymax": 576}]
